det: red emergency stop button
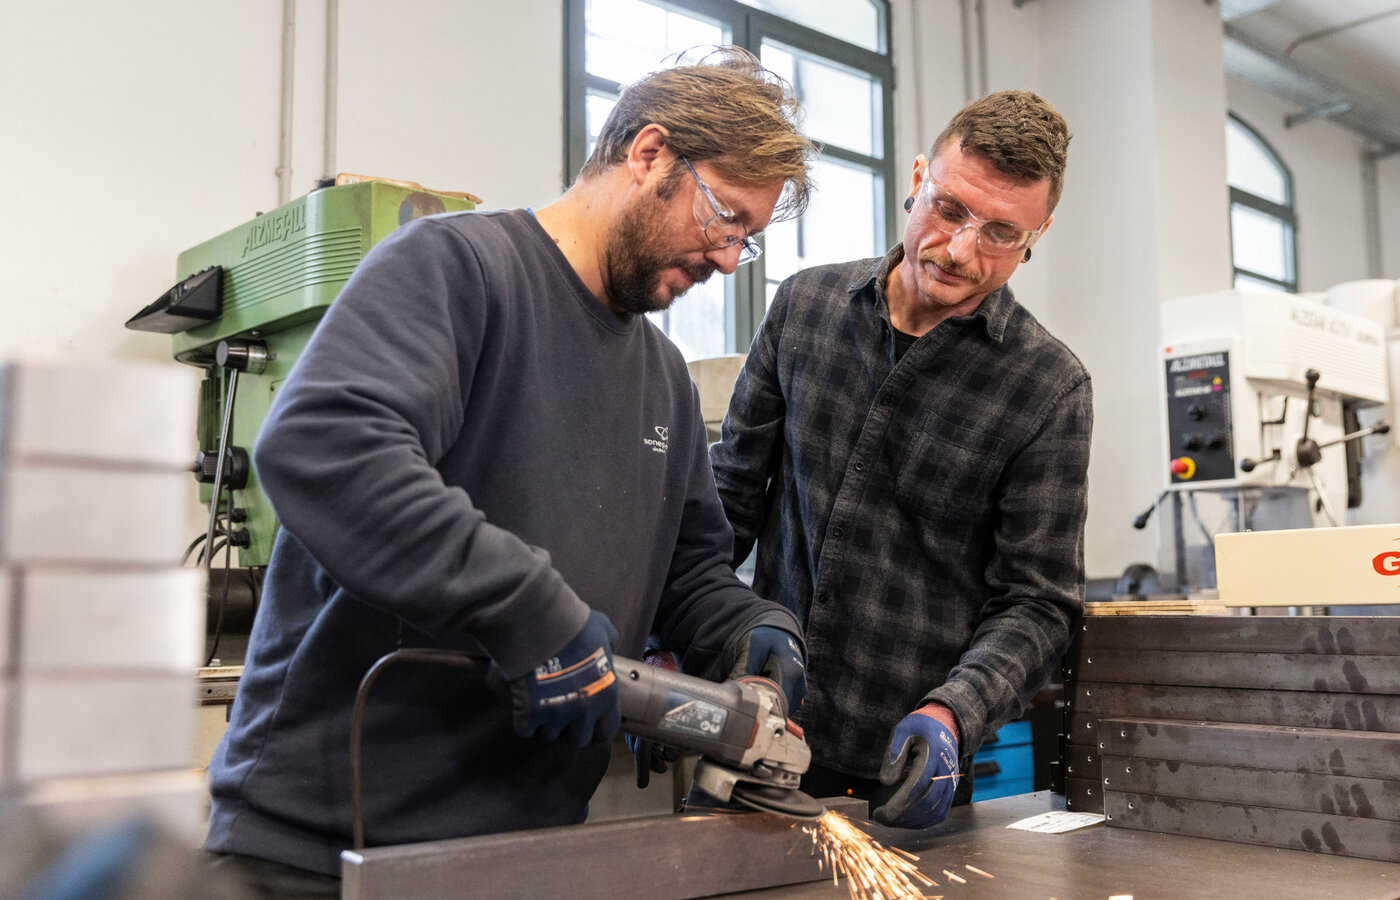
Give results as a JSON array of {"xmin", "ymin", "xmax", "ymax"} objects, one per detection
[{"xmin": 1170, "ymin": 457, "xmax": 1196, "ymax": 479}]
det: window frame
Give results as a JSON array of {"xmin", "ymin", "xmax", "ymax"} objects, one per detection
[
  {"xmin": 563, "ymin": 0, "xmax": 895, "ymax": 353},
  {"xmin": 1226, "ymin": 113, "xmax": 1299, "ymax": 293}
]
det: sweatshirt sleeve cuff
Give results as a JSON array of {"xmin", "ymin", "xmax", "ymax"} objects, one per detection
[{"xmin": 470, "ymin": 567, "xmax": 592, "ymax": 680}]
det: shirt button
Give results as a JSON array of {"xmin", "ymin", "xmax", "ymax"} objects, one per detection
[
  {"xmin": 853, "ymin": 460, "xmax": 864, "ymax": 471},
  {"xmin": 832, "ymin": 525, "xmax": 845, "ymax": 538},
  {"xmin": 878, "ymin": 395, "xmax": 892, "ymax": 406}
]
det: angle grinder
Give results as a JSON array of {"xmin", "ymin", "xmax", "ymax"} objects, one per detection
[{"xmin": 614, "ymin": 655, "xmax": 825, "ymax": 820}]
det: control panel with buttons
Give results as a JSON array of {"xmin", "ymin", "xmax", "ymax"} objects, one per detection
[{"xmin": 1163, "ymin": 348, "xmax": 1235, "ymax": 483}]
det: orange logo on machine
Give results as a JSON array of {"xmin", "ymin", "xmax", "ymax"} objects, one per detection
[
  {"xmin": 1170, "ymin": 457, "xmax": 1196, "ymax": 479},
  {"xmin": 1373, "ymin": 550, "xmax": 1400, "ymax": 576}
]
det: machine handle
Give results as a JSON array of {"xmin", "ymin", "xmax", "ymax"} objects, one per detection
[{"xmin": 1315, "ymin": 420, "xmax": 1391, "ymax": 450}]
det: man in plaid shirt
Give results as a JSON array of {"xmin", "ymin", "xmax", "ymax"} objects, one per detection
[{"xmin": 710, "ymin": 91, "xmax": 1092, "ymax": 829}]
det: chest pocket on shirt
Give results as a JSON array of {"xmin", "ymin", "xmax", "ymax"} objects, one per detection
[{"xmin": 894, "ymin": 410, "xmax": 1004, "ymax": 520}]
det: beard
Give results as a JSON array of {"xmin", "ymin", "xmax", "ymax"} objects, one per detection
[{"xmin": 602, "ymin": 194, "xmax": 716, "ymax": 315}]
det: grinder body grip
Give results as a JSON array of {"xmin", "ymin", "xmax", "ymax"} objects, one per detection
[{"xmin": 613, "ymin": 655, "xmax": 762, "ymax": 768}]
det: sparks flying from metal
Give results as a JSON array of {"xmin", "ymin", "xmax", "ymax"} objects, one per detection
[{"xmin": 799, "ymin": 810, "xmax": 941, "ymax": 900}]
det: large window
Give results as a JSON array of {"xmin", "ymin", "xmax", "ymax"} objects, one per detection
[
  {"xmin": 1226, "ymin": 114, "xmax": 1297, "ymax": 293},
  {"xmin": 565, "ymin": 0, "xmax": 894, "ymax": 359}
]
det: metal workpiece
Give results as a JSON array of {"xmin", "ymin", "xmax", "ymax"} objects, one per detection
[
  {"xmin": 1100, "ymin": 756, "xmax": 1400, "ymax": 819},
  {"xmin": 1074, "ymin": 614, "xmax": 1400, "ymax": 656},
  {"xmin": 1063, "ymin": 776, "xmax": 1102, "ymax": 813},
  {"xmin": 1099, "ymin": 718, "xmax": 1400, "ymax": 781},
  {"xmin": 1075, "ymin": 647, "xmax": 1400, "ymax": 694},
  {"xmin": 341, "ymin": 796, "xmax": 869, "ymax": 900},
  {"xmin": 1103, "ymin": 791, "xmax": 1400, "ymax": 864},
  {"xmin": 1069, "ymin": 682, "xmax": 1400, "ymax": 733},
  {"xmin": 341, "ymin": 794, "xmax": 1400, "ymax": 899},
  {"xmin": 1095, "ymin": 717, "xmax": 1400, "ymax": 862}
]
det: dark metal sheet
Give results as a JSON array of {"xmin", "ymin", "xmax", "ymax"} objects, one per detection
[
  {"xmin": 1101, "ymin": 755, "xmax": 1400, "ymax": 821},
  {"xmin": 1064, "ymin": 776, "xmax": 1104, "ymax": 813},
  {"xmin": 1104, "ymin": 790, "xmax": 1400, "ymax": 864},
  {"xmin": 1069, "ymin": 682, "xmax": 1400, "ymax": 733},
  {"xmin": 1060, "ymin": 743, "xmax": 1101, "ymax": 783},
  {"xmin": 341, "ymin": 797, "xmax": 869, "ymax": 900},
  {"xmin": 1073, "ymin": 648, "xmax": 1400, "ymax": 694},
  {"xmin": 1065, "ymin": 710, "xmax": 1105, "ymax": 744},
  {"xmin": 1074, "ymin": 615, "xmax": 1400, "ymax": 657},
  {"xmin": 1099, "ymin": 718, "xmax": 1400, "ymax": 782}
]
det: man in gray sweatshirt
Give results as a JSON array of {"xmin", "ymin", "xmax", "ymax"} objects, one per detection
[{"xmin": 204, "ymin": 47, "xmax": 818, "ymax": 894}]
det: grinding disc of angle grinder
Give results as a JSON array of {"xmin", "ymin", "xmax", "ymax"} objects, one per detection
[{"xmin": 730, "ymin": 783, "xmax": 826, "ymax": 820}]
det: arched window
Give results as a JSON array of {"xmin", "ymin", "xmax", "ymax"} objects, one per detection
[
  {"xmin": 565, "ymin": 0, "xmax": 894, "ymax": 359},
  {"xmin": 1226, "ymin": 114, "xmax": 1298, "ymax": 293}
]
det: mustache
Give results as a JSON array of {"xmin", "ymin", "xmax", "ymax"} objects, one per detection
[
  {"xmin": 919, "ymin": 252, "xmax": 982, "ymax": 283},
  {"xmin": 676, "ymin": 259, "xmax": 717, "ymax": 286}
]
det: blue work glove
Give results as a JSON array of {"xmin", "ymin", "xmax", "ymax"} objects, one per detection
[
  {"xmin": 872, "ymin": 704, "xmax": 960, "ymax": 829},
  {"xmin": 627, "ymin": 650, "xmax": 682, "ymax": 788},
  {"xmin": 509, "ymin": 609, "xmax": 621, "ymax": 748},
  {"xmin": 730, "ymin": 626, "xmax": 806, "ymax": 712}
]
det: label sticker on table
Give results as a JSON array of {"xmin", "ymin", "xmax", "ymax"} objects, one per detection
[{"xmin": 1006, "ymin": 811, "xmax": 1105, "ymax": 833}]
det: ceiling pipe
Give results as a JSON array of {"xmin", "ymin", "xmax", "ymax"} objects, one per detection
[
  {"xmin": 1361, "ymin": 148, "xmax": 1383, "ymax": 279},
  {"xmin": 1223, "ymin": 21, "xmax": 1400, "ymax": 149},
  {"xmin": 324, "ymin": 0, "xmax": 339, "ymax": 181},
  {"xmin": 975, "ymin": 0, "xmax": 988, "ymax": 98},
  {"xmin": 1283, "ymin": 6, "xmax": 1400, "ymax": 57},
  {"xmin": 1284, "ymin": 99, "xmax": 1352, "ymax": 129},
  {"xmin": 960, "ymin": 0, "xmax": 976, "ymax": 103},
  {"xmin": 908, "ymin": 0, "xmax": 929, "ymax": 148},
  {"xmin": 276, "ymin": 0, "xmax": 296, "ymax": 205}
]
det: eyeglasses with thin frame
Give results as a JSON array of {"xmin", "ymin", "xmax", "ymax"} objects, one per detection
[
  {"xmin": 920, "ymin": 178, "xmax": 1047, "ymax": 257},
  {"xmin": 681, "ymin": 157, "xmax": 762, "ymax": 264}
]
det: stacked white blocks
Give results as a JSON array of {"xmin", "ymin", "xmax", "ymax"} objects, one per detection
[{"xmin": 0, "ymin": 358, "xmax": 206, "ymax": 840}]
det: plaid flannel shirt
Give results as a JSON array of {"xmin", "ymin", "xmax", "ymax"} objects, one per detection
[{"xmin": 710, "ymin": 245, "xmax": 1092, "ymax": 778}]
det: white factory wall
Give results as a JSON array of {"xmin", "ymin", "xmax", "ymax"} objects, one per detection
[
  {"xmin": 0, "ymin": 0, "xmax": 562, "ymax": 370},
  {"xmin": 1, "ymin": 0, "xmax": 1398, "ymax": 583}
]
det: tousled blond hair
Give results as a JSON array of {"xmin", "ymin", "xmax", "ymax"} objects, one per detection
[{"xmin": 580, "ymin": 46, "xmax": 817, "ymax": 223}]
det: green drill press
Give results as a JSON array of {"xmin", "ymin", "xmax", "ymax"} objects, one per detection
[{"xmin": 128, "ymin": 177, "xmax": 477, "ymax": 571}]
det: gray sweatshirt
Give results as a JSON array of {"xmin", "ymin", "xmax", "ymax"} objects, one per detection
[{"xmin": 205, "ymin": 209, "xmax": 800, "ymax": 875}]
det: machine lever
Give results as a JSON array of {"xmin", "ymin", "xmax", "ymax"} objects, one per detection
[
  {"xmin": 1131, "ymin": 490, "xmax": 1170, "ymax": 529},
  {"xmin": 200, "ymin": 340, "xmax": 270, "ymax": 569},
  {"xmin": 1291, "ymin": 368, "xmax": 1324, "ymax": 468},
  {"xmin": 1314, "ymin": 420, "xmax": 1391, "ymax": 451},
  {"xmin": 1239, "ymin": 449, "xmax": 1280, "ymax": 473}
]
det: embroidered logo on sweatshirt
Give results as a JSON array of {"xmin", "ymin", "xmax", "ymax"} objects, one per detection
[{"xmin": 644, "ymin": 425, "xmax": 669, "ymax": 455}]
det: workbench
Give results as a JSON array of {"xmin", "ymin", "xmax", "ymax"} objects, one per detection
[
  {"xmin": 342, "ymin": 791, "xmax": 1400, "ymax": 899},
  {"xmin": 740, "ymin": 792, "xmax": 1400, "ymax": 899}
]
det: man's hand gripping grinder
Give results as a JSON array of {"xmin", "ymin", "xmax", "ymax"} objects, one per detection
[{"xmin": 614, "ymin": 656, "xmax": 825, "ymax": 820}]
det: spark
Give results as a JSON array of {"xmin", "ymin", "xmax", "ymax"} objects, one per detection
[
  {"xmin": 964, "ymin": 864, "xmax": 994, "ymax": 879},
  {"xmin": 799, "ymin": 810, "xmax": 939, "ymax": 899}
]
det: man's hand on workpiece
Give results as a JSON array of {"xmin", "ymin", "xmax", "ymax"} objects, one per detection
[
  {"xmin": 509, "ymin": 609, "xmax": 620, "ymax": 748},
  {"xmin": 872, "ymin": 703, "xmax": 959, "ymax": 829},
  {"xmin": 730, "ymin": 626, "xmax": 806, "ymax": 711},
  {"xmin": 628, "ymin": 650, "xmax": 682, "ymax": 788}
]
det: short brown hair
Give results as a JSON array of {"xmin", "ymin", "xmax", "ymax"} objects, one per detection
[
  {"xmin": 933, "ymin": 90, "xmax": 1071, "ymax": 214},
  {"xmin": 580, "ymin": 46, "xmax": 818, "ymax": 222}
]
